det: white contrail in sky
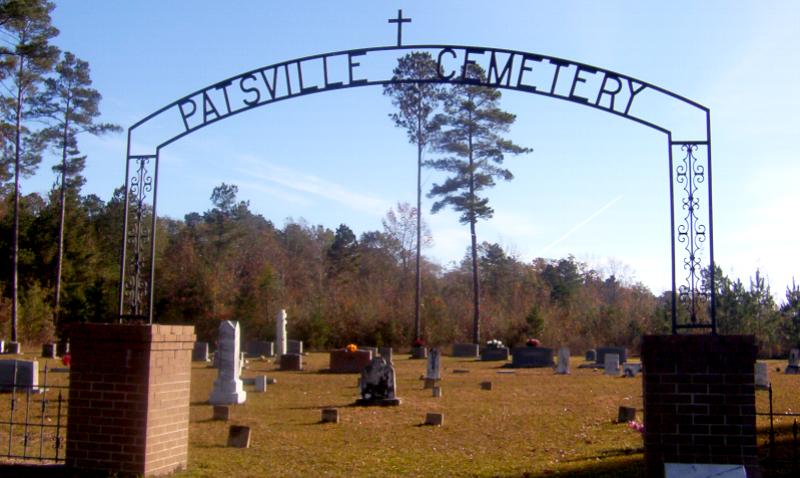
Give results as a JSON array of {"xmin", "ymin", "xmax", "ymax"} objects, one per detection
[{"xmin": 538, "ymin": 195, "xmax": 624, "ymax": 256}]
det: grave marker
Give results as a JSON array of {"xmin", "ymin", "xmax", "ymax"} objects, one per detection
[
  {"xmin": 596, "ymin": 347, "xmax": 627, "ymax": 365},
  {"xmin": 276, "ymin": 309, "xmax": 287, "ymax": 356},
  {"xmin": 280, "ymin": 353, "xmax": 302, "ymax": 371},
  {"xmin": 255, "ymin": 375, "xmax": 268, "ymax": 392},
  {"xmin": 355, "ymin": 357, "xmax": 401, "ymax": 406},
  {"xmin": 287, "ymin": 339, "xmax": 303, "ymax": 355},
  {"xmin": 192, "ymin": 341, "xmax": 210, "ymax": 362},
  {"xmin": 379, "ymin": 346, "xmax": 393, "ymax": 364},
  {"xmin": 425, "ymin": 412, "xmax": 444, "ymax": 426},
  {"xmin": 556, "ymin": 347, "xmax": 570, "ymax": 374},
  {"xmin": 321, "ymin": 408, "xmax": 339, "ymax": 424},
  {"xmin": 785, "ymin": 348, "xmax": 800, "ymax": 374},
  {"xmin": 227, "ymin": 425, "xmax": 251, "ymax": 448},
  {"xmin": 511, "ymin": 347, "xmax": 554, "ymax": 368},
  {"xmin": 41, "ymin": 343, "xmax": 57, "ymax": 358},
  {"xmin": 329, "ymin": 349, "xmax": 372, "ymax": 373},
  {"xmin": 755, "ymin": 362, "xmax": 769, "ymax": 389},
  {"xmin": 452, "ymin": 343, "xmax": 479, "ymax": 358},
  {"xmin": 426, "ymin": 348, "xmax": 441, "ymax": 381},
  {"xmin": 246, "ymin": 340, "xmax": 274, "ymax": 358},
  {"xmin": 209, "ymin": 321, "xmax": 247, "ymax": 405},
  {"xmin": 604, "ymin": 354, "xmax": 621, "ymax": 376},
  {"xmin": 213, "ymin": 405, "xmax": 230, "ymax": 421},
  {"xmin": 0, "ymin": 359, "xmax": 39, "ymax": 392}
]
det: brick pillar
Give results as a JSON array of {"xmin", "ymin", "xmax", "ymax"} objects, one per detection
[
  {"xmin": 67, "ymin": 324, "xmax": 196, "ymax": 476},
  {"xmin": 642, "ymin": 335, "xmax": 759, "ymax": 477}
]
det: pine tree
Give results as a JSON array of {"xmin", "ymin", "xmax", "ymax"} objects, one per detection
[
  {"xmin": 383, "ymin": 52, "xmax": 445, "ymax": 343},
  {"xmin": 0, "ymin": 0, "xmax": 59, "ymax": 343},
  {"xmin": 37, "ymin": 51, "xmax": 120, "ymax": 337},
  {"xmin": 426, "ymin": 63, "xmax": 531, "ymax": 345}
]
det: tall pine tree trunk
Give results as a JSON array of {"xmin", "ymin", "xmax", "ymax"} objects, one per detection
[
  {"xmin": 414, "ymin": 105, "xmax": 422, "ymax": 341},
  {"xmin": 11, "ymin": 60, "xmax": 24, "ymax": 344},
  {"xmin": 54, "ymin": 119, "xmax": 70, "ymax": 338},
  {"xmin": 468, "ymin": 125, "xmax": 480, "ymax": 345}
]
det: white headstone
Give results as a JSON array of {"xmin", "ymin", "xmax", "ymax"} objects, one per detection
[
  {"xmin": 604, "ymin": 353, "xmax": 621, "ymax": 376},
  {"xmin": 755, "ymin": 362, "xmax": 769, "ymax": 388},
  {"xmin": 426, "ymin": 348, "xmax": 441, "ymax": 380},
  {"xmin": 556, "ymin": 347, "xmax": 570, "ymax": 374},
  {"xmin": 209, "ymin": 321, "xmax": 247, "ymax": 405},
  {"xmin": 664, "ymin": 463, "xmax": 746, "ymax": 478},
  {"xmin": 276, "ymin": 309, "xmax": 287, "ymax": 357}
]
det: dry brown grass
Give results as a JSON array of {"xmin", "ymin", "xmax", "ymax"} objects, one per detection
[{"xmin": 1, "ymin": 352, "xmax": 798, "ymax": 477}]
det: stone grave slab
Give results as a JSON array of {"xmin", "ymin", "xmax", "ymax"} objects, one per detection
[
  {"xmin": 329, "ymin": 349, "xmax": 372, "ymax": 373},
  {"xmin": 785, "ymin": 348, "xmax": 800, "ymax": 374},
  {"xmin": 755, "ymin": 362, "xmax": 769, "ymax": 389},
  {"xmin": 5, "ymin": 342, "xmax": 20, "ymax": 355},
  {"xmin": 595, "ymin": 347, "xmax": 627, "ymax": 365},
  {"xmin": 426, "ymin": 348, "xmax": 441, "ymax": 381},
  {"xmin": 213, "ymin": 405, "xmax": 230, "ymax": 421},
  {"xmin": 321, "ymin": 408, "xmax": 339, "ymax": 424},
  {"xmin": 618, "ymin": 406, "xmax": 636, "ymax": 422},
  {"xmin": 556, "ymin": 347, "xmax": 570, "ymax": 374},
  {"xmin": 480, "ymin": 347, "xmax": 510, "ymax": 361},
  {"xmin": 192, "ymin": 342, "xmax": 210, "ymax": 362},
  {"xmin": 432, "ymin": 386, "xmax": 442, "ymax": 398},
  {"xmin": 255, "ymin": 376, "xmax": 267, "ymax": 392},
  {"xmin": 279, "ymin": 353, "xmax": 302, "ymax": 371},
  {"xmin": 246, "ymin": 340, "xmax": 274, "ymax": 358},
  {"xmin": 287, "ymin": 339, "xmax": 303, "ymax": 355},
  {"xmin": 209, "ymin": 321, "xmax": 247, "ymax": 405},
  {"xmin": 604, "ymin": 354, "xmax": 621, "ymax": 376},
  {"xmin": 451, "ymin": 343, "xmax": 479, "ymax": 358},
  {"xmin": 511, "ymin": 347, "xmax": 554, "ymax": 368},
  {"xmin": 355, "ymin": 357, "xmax": 401, "ymax": 406},
  {"xmin": 227, "ymin": 425, "xmax": 251, "ymax": 448},
  {"xmin": 623, "ymin": 363, "xmax": 642, "ymax": 377},
  {"xmin": 480, "ymin": 381, "xmax": 493, "ymax": 390},
  {"xmin": 0, "ymin": 359, "xmax": 39, "ymax": 392},
  {"xmin": 411, "ymin": 346, "xmax": 428, "ymax": 359},
  {"xmin": 664, "ymin": 463, "xmax": 746, "ymax": 478},
  {"xmin": 41, "ymin": 343, "xmax": 57, "ymax": 358},
  {"xmin": 425, "ymin": 412, "xmax": 444, "ymax": 426}
]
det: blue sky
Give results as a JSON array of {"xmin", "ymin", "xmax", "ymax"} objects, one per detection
[{"xmin": 26, "ymin": 1, "xmax": 798, "ymax": 298}]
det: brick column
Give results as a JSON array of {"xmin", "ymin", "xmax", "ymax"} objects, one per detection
[
  {"xmin": 642, "ymin": 335, "xmax": 759, "ymax": 477},
  {"xmin": 67, "ymin": 324, "xmax": 196, "ymax": 476}
]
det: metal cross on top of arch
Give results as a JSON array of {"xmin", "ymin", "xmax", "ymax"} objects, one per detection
[{"xmin": 117, "ymin": 12, "xmax": 716, "ymax": 334}]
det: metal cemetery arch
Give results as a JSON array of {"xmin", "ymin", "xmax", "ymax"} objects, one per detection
[{"xmin": 118, "ymin": 43, "xmax": 716, "ymax": 334}]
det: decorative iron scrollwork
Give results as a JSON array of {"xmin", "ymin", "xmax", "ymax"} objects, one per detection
[
  {"xmin": 123, "ymin": 155, "xmax": 154, "ymax": 320},
  {"xmin": 675, "ymin": 144, "xmax": 708, "ymax": 324}
]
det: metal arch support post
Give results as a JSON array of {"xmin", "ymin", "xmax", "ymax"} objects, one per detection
[
  {"xmin": 147, "ymin": 150, "xmax": 161, "ymax": 324},
  {"xmin": 117, "ymin": 131, "xmax": 134, "ymax": 321},
  {"xmin": 705, "ymin": 113, "xmax": 717, "ymax": 334}
]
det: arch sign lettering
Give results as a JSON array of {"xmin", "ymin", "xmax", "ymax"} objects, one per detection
[{"xmin": 119, "ymin": 11, "xmax": 716, "ymax": 333}]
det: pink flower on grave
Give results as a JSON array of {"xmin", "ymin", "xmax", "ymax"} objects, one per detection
[
  {"xmin": 627, "ymin": 420, "xmax": 644, "ymax": 434},
  {"xmin": 413, "ymin": 338, "xmax": 425, "ymax": 347},
  {"xmin": 526, "ymin": 338, "xmax": 541, "ymax": 348}
]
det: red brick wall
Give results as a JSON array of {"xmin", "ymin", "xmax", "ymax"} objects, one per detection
[
  {"xmin": 642, "ymin": 335, "xmax": 758, "ymax": 477},
  {"xmin": 67, "ymin": 324, "xmax": 196, "ymax": 476}
]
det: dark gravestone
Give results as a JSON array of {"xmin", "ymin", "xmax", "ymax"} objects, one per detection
[
  {"xmin": 41, "ymin": 343, "xmax": 57, "ymax": 359},
  {"xmin": 227, "ymin": 425, "xmax": 251, "ymax": 448},
  {"xmin": 378, "ymin": 347, "xmax": 393, "ymax": 364},
  {"xmin": 411, "ymin": 346, "xmax": 428, "ymax": 359},
  {"xmin": 595, "ymin": 347, "xmax": 627, "ymax": 365},
  {"xmin": 618, "ymin": 406, "xmax": 636, "ymax": 422},
  {"xmin": 585, "ymin": 349, "xmax": 596, "ymax": 362},
  {"xmin": 192, "ymin": 342, "xmax": 210, "ymax": 362},
  {"xmin": 0, "ymin": 359, "xmax": 39, "ymax": 392},
  {"xmin": 452, "ymin": 343, "xmax": 479, "ymax": 358},
  {"xmin": 511, "ymin": 347, "xmax": 555, "ymax": 368},
  {"xmin": 279, "ymin": 353, "xmax": 302, "ymax": 371},
  {"xmin": 329, "ymin": 349, "xmax": 372, "ymax": 373},
  {"xmin": 246, "ymin": 340, "xmax": 274, "ymax": 358},
  {"xmin": 287, "ymin": 340, "xmax": 303, "ymax": 355},
  {"xmin": 355, "ymin": 357, "xmax": 401, "ymax": 406},
  {"xmin": 480, "ymin": 347, "xmax": 510, "ymax": 361},
  {"xmin": 360, "ymin": 346, "xmax": 378, "ymax": 356}
]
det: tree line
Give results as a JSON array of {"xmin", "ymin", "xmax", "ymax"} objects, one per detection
[{"xmin": 1, "ymin": 182, "xmax": 798, "ymax": 356}]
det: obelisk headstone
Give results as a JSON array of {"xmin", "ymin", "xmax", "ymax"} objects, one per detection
[
  {"xmin": 209, "ymin": 321, "xmax": 247, "ymax": 405},
  {"xmin": 276, "ymin": 309, "xmax": 287, "ymax": 357}
]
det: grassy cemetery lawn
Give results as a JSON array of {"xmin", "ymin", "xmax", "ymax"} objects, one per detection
[
  {"xmin": 1, "ymin": 352, "xmax": 798, "ymax": 476},
  {"xmin": 176, "ymin": 354, "xmax": 798, "ymax": 477}
]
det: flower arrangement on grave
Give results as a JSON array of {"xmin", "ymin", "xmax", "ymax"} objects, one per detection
[
  {"xmin": 627, "ymin": 420, "xmax": 644, "ymax": 434},
  {"xmin": 61, "ymin": 353, "xmax": 71, "ymax": 367},
  {"xmin": 345, "ymin": 343, "xmax": 358, "ymax": 353},
  {"xmin": 413, "ymin": 338, "xmax": 425, "ymax": 348},
  {"xmin": 486, "ymin": 339, "xmax": 504, "ymax": 350},
  {"xmin": 526, "ymin": 338, "xmax": 541, "ymax": 348}
]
